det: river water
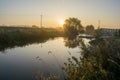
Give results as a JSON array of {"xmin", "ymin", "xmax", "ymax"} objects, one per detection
[{"xmin": 0, "ymin": 37, "xmax": 89, "ymax": 80}]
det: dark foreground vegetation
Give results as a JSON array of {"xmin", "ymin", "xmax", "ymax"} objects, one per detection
[
  {"xmin": 0, "ymin": 26, "xmax": 64, "ymax": 51},
  {"xmin": 62, "ymin": 38, "xmax": 120, "ymax": 80}
]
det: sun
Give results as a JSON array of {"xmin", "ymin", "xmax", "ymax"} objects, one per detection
[{"xmin": 59, "ymin": 20, "xmax": 65, "ymax": 26}]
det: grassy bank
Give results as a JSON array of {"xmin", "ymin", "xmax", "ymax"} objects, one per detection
[{"xmin": 0, "ymin": 27, "xmax": 64, "ymax": 51}]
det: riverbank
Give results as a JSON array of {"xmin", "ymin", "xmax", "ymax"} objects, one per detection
[{"xmin": 0, "ymin": 27, "xmax": 64, "ymax": 51}]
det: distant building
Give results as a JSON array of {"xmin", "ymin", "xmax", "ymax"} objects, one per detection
[{"xmin": 99, "ymin": 28, "xmax": 120, "ymax": 37}]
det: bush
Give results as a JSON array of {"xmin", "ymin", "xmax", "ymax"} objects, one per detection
[{"xmin": 63, "ymin": 38, "xmax": 120, "ymax": 80}]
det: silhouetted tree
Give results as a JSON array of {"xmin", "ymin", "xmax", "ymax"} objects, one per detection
[
  {"xmin": 119, "ymin": 29, "xmax": 120, "ymax": 36},
  {"xmin": 63, "ymin": 17, "xmax": 84, "ymax": 36},
  {"xmin": 85, "ymin": 25, "xmax": 95, "ymax": 35},
  {"xmin": 32, "ymin": 25, "xmax": 39, "ymax": 28}
]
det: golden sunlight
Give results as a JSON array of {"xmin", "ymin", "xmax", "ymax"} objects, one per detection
[{"xmin": 59, "ymin": 20, "xmax": 65, "ymax": 26}]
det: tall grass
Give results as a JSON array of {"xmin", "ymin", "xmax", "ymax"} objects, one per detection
[
  {"xmin": 63, "ymin": 38, "xmax": 120, "ymax": 80},
  {"xmin": 34, "ymin": 71, "xmax": 60, "ymax": 80}
]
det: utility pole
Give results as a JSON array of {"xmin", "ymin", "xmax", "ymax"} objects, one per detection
[
  {"xmin": 98, "ymin": 20, "xmax": 101, "ymax": 29},
  {"xmin": 40, "ymin": 14, "xmax": 43, "ymax": 28}
]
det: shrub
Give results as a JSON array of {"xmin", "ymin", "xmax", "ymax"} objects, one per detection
[{"xmin": 63, "ymin": 38, "xmax": 120, "ymax": 80}]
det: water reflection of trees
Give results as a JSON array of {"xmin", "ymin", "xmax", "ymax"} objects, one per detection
[
  {"xmin": 64, "ymin": 37, "xmax": 81, "ymax": 48},
  {"xmin": 0, "ymin": 38, "xmax": 52, "ymax": 52}
]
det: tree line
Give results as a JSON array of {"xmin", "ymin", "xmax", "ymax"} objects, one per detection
[{"xmin": 63, "ymin": 17, "xmax": 95, "ymax": 36}]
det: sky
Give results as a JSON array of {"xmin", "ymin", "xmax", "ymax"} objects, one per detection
[{"xmin": 0, "ymin": 0, "xmax": 120, "ymax": 28}]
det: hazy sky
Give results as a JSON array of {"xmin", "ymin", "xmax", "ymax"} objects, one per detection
[{"xmin": 0, "ymin": 0, "xmax": 120, "ymax": 28}]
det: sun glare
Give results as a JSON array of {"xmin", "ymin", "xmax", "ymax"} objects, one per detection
[{"xmin": 59, "ymin": 20, "xmax": 64, "ymax": 26}]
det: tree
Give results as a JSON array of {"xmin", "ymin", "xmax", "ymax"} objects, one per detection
[
  {"xmin": 119, "ymin": 29, "xmax": 120, "ymax": 36},
  {"xmin": 63, "ymin": 17, "xmax": 84, "ymax": 36},
  {"xmin": 32, "ymin": 25, "xmax": 39, "ymax": 28},
  {"xmin": 85, "ymin": 25, "xmax": 95, "ymax": 35}
]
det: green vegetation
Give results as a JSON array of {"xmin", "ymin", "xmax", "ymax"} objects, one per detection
[
  {"xmin": 0, "ymin": 27, "xmax": 64, "ymax": 51},
  {"xmin": 63, "ymin": 17, "xmax": 84, "ymax": 36},
  {"xmin": 34, "ymin": 71, "xmax": 60, "ymax": 80},
  {"xmin": 85, "ymin": 25, "xmax": 95, "ymax": 35},
  {"xmin": 63, "ymin": 17, "xmax": 97, "ymax": 38},
  {"xmin": 63, "ymin": 38, "xmax": 120, "ymax": 80}
]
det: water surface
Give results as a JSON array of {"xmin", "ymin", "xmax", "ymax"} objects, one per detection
[{"xmin": 0, "ymin": 37, "xmax": 89, "ymax": 80}]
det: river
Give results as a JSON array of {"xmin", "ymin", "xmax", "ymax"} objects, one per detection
[{"xmin": 0, "ymin": 37, "xmax": 89, "ymax": 80}]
